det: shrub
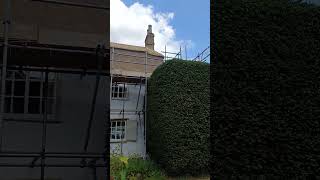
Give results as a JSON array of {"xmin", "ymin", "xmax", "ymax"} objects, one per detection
[
  {"xmin": 127, "ymin": 156, "xmax": 165, "ymax": 179},
  {"xmin": 110, "ymin": 154, "xmax": 165, "ymax": 180},
  {"xmin": 110, "ymin": 154, "xmax": 126, "ymax": 180},
  {"xmin": 213, "ymin": 0, "xmax": 320, "ymax": 177},
  {"xmin": 147, "ymin": 59, "xmax": 210, "ymax": 176}
]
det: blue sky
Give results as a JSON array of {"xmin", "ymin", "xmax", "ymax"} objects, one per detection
[{"xmin": 113, "ymin": 0, "xmax": 210, "ymax": 61}]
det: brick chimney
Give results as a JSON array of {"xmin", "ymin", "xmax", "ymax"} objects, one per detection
[{"xmin": 145, "ymin": 25, "xmax": 154, "ymax": 50}]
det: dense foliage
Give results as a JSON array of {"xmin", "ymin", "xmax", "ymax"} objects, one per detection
[
  {"xmin": 213, "ymin": 0, "xmax": 320, "ymax": 177},
  {"xmin": 147, "ymin": 60, "xmax": 210, "ymax": 176},
  {"xmin": 110, "ymin": 154, "xmax": 165, "ymax": 180}
]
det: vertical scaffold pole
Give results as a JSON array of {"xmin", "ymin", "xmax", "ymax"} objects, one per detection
[
  {"xmin": 0, "ymin": 0, "xmax": 11, "ymax": 151},
  {"xmin": 144, "ymin": 51, "xmax": 148, "ymax": 158}
]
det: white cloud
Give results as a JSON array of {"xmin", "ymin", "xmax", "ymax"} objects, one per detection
[{"xmin": 110, "ymin": 0, "xmax": 193, "ymax": 54}]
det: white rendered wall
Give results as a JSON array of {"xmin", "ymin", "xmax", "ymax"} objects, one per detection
[{"xmin": 110, "ymin": 83, "xmax": 146, "ymax": 157}]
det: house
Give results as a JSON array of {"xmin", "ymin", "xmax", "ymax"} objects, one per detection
[
  {"xmin": 0, "ymin": 0, "xmax": 109, "ymax": 179},
  {"xmin": 110, "ymin": 25, "xmax": 164, "ymax": 157}
]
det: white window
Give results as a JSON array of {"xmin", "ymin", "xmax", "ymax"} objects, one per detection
[
  {"xmin": 110, "ymin": 119, "xmax": 126, "ymax": 140},
  {"xmin": 112, "ymin": 83, "xmax": 128, "ymax": 99},
  {"xmin": 1, "ymin": 70, "xmax": 56, "ymax": 115}
]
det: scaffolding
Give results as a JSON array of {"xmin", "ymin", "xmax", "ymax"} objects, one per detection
[
  {"xmin": 163, "ymin": 45, "xmax": 210, "ymax": 62},
  {"xmin": 109, "ymin": 44, "xmax": 159, "ymax": 158},
  {"xmin": 0, "ymin": 0, "xmax": 110, "ymax": 179},
  {"xmin": 192, "ymin": 46, "xmax": 210, "ymax": 62},
  {"xmin": 162, "ymin": 45, "xmax": 182, "ymax": 61}
]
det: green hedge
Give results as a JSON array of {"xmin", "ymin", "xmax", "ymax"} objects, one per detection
[
  {"xmin": 213, "ymin": 0, "xmax": 320, "ymax": 177},
  {"xmin": 146, "ymin": 59, "xmax": 210, "ymax": 176}
]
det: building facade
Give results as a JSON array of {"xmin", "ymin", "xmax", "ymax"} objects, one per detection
[
  {"xmin": 0, "ymin": 69, "xmax": 109, "ymax": 180},
  {"xmin": 0, "ymin": 0, "xmax": 109, "ymax": 179},
  {"xmin": 110, "ymin": 25, "xmax": 164, "ymax": 157}
]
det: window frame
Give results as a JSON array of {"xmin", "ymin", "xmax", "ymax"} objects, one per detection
[
  {"xmin": 111, "ymin": 82, "xmax": 129, "ymax": 100},
  {"xmin": 110, "ymin": 119, "xmax": 127, "ymax": 142},
  {"xmin": 1, "ymin": 70, "xmax": 57, "ymax": 116}
]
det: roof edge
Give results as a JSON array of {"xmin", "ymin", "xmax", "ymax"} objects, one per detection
[{"xmin": 110, "ymin": 42, "xmax": 164, "ymax": 57}]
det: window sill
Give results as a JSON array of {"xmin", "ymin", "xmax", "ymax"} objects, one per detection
[
  {"xmin": 3, "ymin": 113, "xmax": 57, "ymax": 121},
  {"xmin": 111, "ymin": 98, "xmax": 129, "ymax": 101},
  {"xmin": 110, "ymin": 139, "xmax": 136, "ymax": 143},
  {"xmin": 110, "ymin": 139, "xmax": 126, "ymax": 143}
]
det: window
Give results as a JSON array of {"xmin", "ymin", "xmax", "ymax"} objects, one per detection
[
  {"xmin": 110, "ymin": 119, "xmax": 126, "ymax": 140},
  {"xmin": 1, "ymin": 70, "xmax": 57, "ymax": 115},
  {"xmin": 112, "ymin": 83, "xmax": 128, "ymax": 99}
]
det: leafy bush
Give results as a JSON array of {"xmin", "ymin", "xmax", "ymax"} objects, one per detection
[
  {"xmin": 147, "ymin": 60, "xmax": 210, "ymax": 176},
  {"xmin": 110, "ymin": 154, "xmax": 127, "ymax": 180},
  {"xmin": 110, "ymin": 154, "xmax": 165, "ymax": 180},
  {"xmin": 127, "ymin": 156, "xmax": 164, "ymax": 179},
  {"xmin": 213, "ymin": 0, "xmax": 320, "ymax": 177}
]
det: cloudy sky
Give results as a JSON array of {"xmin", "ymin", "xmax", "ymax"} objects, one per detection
[{"xmin": 110, "ymin": 0, "xmax": 210, "ymax": 60}]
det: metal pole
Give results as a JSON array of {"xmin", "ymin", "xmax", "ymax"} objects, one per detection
[
  {"xmin": 110, "ymin": 47, "xmax": 114, "ymax": 100},
  {"xmin": 144, "ymin": 52, "xmax": 148, "ymax": 157},
  {"xmin": 111, "ymin": 58, "xmax": 159, "ymax": 66},
  {"xmin": 83, "ymin": 45, "xmax": 103, "ymax": 153},
  {"xmin": 0, "ymin": 65, "xmax": 109, "ymax": 76},
  {"xmin": 7, "ymin": 44, "xmax": 97, "ymax": 54},
  {"xmin": 40, "ymin": 69, "xmax": 49, "ymax": 180},
  {"xmin": 0, "ymin": 154, "xmax": 104, "ymax": 158},
  {"xmin": 0, "ymin": 163, "xmax": 108, "ymax": 167},
  {"xmin": 0, "ymin": 0, "xmax": 11, "ymax": 151},
  {"xmin": 30, "ymin": 0, "xmax": 109, "ymax": 10},
  {"xmin": 110, "ymin": 47, "xmax": 114, "ymax": 156},
  {"xmin": 120, "ymin": 81, "xmax": 125, "ymax": 155},
  {"xmin": 164, "ymin": 45, "xmax": 166, "ymax": 61},
  {"xmin": 1, "ymin": 151, "xmax": 109, "ymax": 155},
  {"xmin": 135, "ymin": 77, "xmax": 142, "ymax": 114},
  {"xmin": 185, "ymin": 45, "xmax": 187, "ymax": 60}
]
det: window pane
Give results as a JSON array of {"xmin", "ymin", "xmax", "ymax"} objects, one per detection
[
  {"xmin": 30, "ymin": 71, "xmax": 42, "ymax": 80},
  {"xmin": 14, "ymin": 81, "xmax": 25, "ymax": 96},
  {"xmin": 47, "ymin": 82, "xmax": 55, "ymax": 97},
  {"xmin": 48, "ymin": 72, "xmax": 56, "ymax": 80},
  {"xmin": 5, "ymin": 81, "xmax": 12, "ymax": 95},
  {"xmin": 124, "ymin": 88, "xmax": 127, "ymax": 98},
  {"xmin": 113, "ymin": 86, "xmax": 118, "ymax": 98},
  {"xmin": 110, "ymin": 120, "xmax": 126, "ymax": 140},
  {"xmin": 5, "ymin": 97, "xmax": 11, "ymax": 113},
  {"xmin": 29, "ymin": 82, "xmax": 41, "ymax": 96},
  {"xmin": 12, "ymin": 97, "xmax": 24, "ymax": 113},
  {"xmin": 42, "ymin": 98, "xmax": 54, "ymax": 114},
  {"xmin": 6, "ymin": 71, "xmax": 13, "ymax": 79},
  {"xmin": 14, "ymin": 71, "xmax": 26, "ymax": 80},
  {"xmin": 28, "ymin": 98, "xmax": 40, "ymax": 114}
]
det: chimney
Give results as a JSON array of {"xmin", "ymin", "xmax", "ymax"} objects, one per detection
[{"xmin": 145, "ymin": 25, "xmax": 154, "ymax": 50}]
